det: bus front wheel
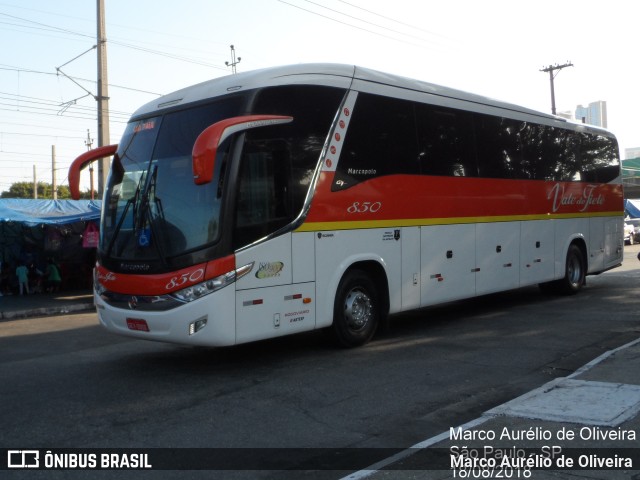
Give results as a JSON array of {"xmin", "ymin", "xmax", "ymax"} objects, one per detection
[{"xmin": 332, "ymin": 270, "xmax": 379, "ymax": 347}]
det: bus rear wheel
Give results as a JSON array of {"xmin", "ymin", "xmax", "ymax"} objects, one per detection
[
  {"xmin": 332, "ymin": 270, "xmax": 379, "ymax": 347},
  {"xmin": 540, "ymin": 244, "xmax": 585, "ymax": 295},
  {"xmin": 561, "ymin": 244, "xmax": 586, "ymax": 294}
]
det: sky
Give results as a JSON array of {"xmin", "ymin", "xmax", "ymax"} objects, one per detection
[{"xmin": 1, "ymin": 0, "xmax": 638, "ymax": 195}]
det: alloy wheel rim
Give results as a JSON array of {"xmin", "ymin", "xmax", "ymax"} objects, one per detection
[
  {"xmin": 344, "ymin": 288, "xmax": 373, "ymax": 332},
  {"xmin": 568, "ymin": 256, "xmax": 582, "ymax": 286}
]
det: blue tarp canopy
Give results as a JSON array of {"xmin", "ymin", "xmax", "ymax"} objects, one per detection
[
  {"xmin": 625, "ymin": 199, "xmax": 640, "ymax": 219},
  {"xmin": 0, "ymin": 199, "xmax": 102, "ymax": 226}
]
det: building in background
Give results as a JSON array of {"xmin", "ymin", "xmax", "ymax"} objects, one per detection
[
  {"xmin": 575, "ymin": 101, "xmax": 607, "ymax": 128},
  {"xmin": 556, "ymin": 101, "xmax": 640, "ymax": 197},
  {"xmin": 625, "ymin": 147, "xmax": 640, "ymax": 160},
  {"xmin": 557, "ymin": 101, "xmax": 607, "ymax": 128}
]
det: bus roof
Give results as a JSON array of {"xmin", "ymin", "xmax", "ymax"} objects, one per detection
[{"xmin": 131, "ymin": 63, "xmax": 612, "ymax": 137}]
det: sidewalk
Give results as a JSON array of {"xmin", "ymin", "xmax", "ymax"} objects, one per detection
[
  {"xmin": 347, "ymin": 337, "xmax": 640, "ymax": 479},
  {"xmin": 0, "ymin": 290, "xmax": 94, "ymax": 320}
]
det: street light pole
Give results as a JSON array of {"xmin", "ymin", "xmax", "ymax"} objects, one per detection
[
  {"xmin": 96, "ymin": 0, "xmax": 110, "ymax": 195},
  {"xmin": 225, "ymin": 45, "xmax": 241, "ymax": 74},
  {"xmin": 85, "ymin": 129, "xmax": 95, "ymax": 200}
]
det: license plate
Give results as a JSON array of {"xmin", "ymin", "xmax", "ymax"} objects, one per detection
[{"xmin": 126, "ymin": 318, "xmax": 150, "ymax": 332}]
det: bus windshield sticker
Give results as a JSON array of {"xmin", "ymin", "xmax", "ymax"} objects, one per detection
[
  {"xmin": 137, "ymin": 227, "xmax": 151, "ymax": 247},
  {"xmin": 133, "ymin": 120, "xmax": 156, "ymax": 133}
]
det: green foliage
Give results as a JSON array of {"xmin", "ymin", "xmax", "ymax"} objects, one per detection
[{"xmin": 0, "ymin": 182, "xmax": 74, "ymax": 199}]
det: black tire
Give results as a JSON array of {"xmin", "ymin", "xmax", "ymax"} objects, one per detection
[
  {"xmin": 560, "ymin": 244, "xmax": 586, "ymax": 294},
  {"xmin": 332, "ymin": 270, "xmax": 380, "ymax": 347},
  {"xmin": 540, "ymin": 244, "xmax": 585, "ymax": 295}
]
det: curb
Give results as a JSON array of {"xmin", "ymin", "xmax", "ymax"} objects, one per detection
[{"xmin": 0, "ymin": 302, "xmax": 95, "ymax": 320}]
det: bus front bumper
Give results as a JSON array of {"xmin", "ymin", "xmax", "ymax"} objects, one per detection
[{"xmin": 94, "ymin": 286, "xmax": 236, "ymax": 347}]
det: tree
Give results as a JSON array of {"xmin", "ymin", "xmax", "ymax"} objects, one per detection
[{"xmin": 1, "ymin": 182, "xmax": 72, "ymax": 199}]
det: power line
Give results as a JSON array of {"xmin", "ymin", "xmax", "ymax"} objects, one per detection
[
  {"xmin": 337, "ymin": 0, "xmax": 446, "ymax": 39},
  {"xmin": 0, "ymin": 92, "xmax": 131, "ymax": 115},
  {"xmin": 0, "ymin": 100, "xmax": 127, "ymax": 120},
  {"xmin": 0, "ymin": 118, "xmax": 98, "ymax": 132},
  {"xmin": 0, "ymin": 4, "xmax": 240, "ymax": 193},
  {"xmin": 278, "ymin": 0, "xmax": 451, "ymax": 50},
  {"xmin": 0, "ymin": 106, "xmax": 129, "ymax": 125},
  {"xmin": 0, "ymin": 11, "xmax": 92, "ymax": 39},
  {"xmin": 0, "ymin": 150, "xmax": 51, "ymax": 157},
  {"xmin": 277, "ymin": 0, "xmax": 428, "ymax": 48},
  {"xmin": 0, "ymin": 131, "xmax": 83, "ymax": 139},
  {"xmin": 109, "ymin": 38, "xmax": 228, "ymax": 71},
  {"xmin": 0, "ymin": 65, "xmax": 163, "ymax": 96},
  {"xmin": 0, "ymin": 2, "xmax": 230, "ymax": 59},
  {"xmin": 0, "ymin": 91, "xmax": 133, "ymax": 118},
  {"xmin": 0, "ymin": 11, "xmax": 229, "ymax": 72},
  {"xmin": 301, "ymin": 0, "xmax": 440, "ymax": 46}
]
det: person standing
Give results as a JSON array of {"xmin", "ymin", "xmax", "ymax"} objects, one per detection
[
  {"xmin": 45, "ymin": 259, "xmax": 62, "ymax": 293},
  {"xmin": 16, "ymin": 262, "xmax": 30, "ymax": 295}
]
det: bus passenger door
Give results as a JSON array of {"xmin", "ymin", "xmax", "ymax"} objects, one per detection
[{"xmin": 421, "ymin": 224, "xmax": 476, "ymax": 306}]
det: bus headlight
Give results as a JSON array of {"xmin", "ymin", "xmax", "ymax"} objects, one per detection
[
  {"xmin": 93, "ymin": 268, "xmax": 106, "ymax": 296},
  {"xmin": 170, "ymin": 271, "xmax": 236, "ymax": 303},
  {"xmin": 170, "ymin": 262, "xmax": 254, "ymax": 303}
]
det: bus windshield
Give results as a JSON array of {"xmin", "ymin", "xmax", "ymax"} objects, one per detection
[
  {"xmin": 101, "ymin": 85, "xmax": 346, "ymax": 270},
  {"xmin": 101, "ymin": 95, "xmax": 245, "ymax": 264}
]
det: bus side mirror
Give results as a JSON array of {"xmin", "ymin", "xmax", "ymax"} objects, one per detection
[
  {"xmin": 192, "ymin": 115, "xmax": 293, "ymax": 185},
  {"xmin": 68, "ymin": 144, "xmax": 118, "ymax": 200}
]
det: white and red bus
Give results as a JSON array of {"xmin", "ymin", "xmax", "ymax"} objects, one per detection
[{"xmin": 70, "ymin": 64, "xmax": 623, "ymax": 347}]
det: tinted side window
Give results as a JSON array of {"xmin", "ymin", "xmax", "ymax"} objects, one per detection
[
  {"xmin": 233, "ymin": 86, "xmax": 345, "ymax": 249},
  {"xmin": 518, "ymin": 123, "xmax": 547, "ymax": 180},
  {"xmin": 534, "ymin": 126, "xmax": 574, "ymax": 181},
  {"xmin": 475, "ymin": 117, "xmax": 618, "ymax": 183},
  {"xmin": 334, "ymin": 92, "xmax": 619, "ymax": 189},
  {"xmin": 476, "ymin": 116, "xmax": 523, "ymax": 179},
  {"xmin": 579, "ymin": 133, "xmax": 620, "ymax": 183},
  {"xmin": 334, "ymin": 93, "xmax": 419, "ymax": 191},
  {"xmin": 416, "ymin": 104, "xmax": 476, "ymax": 177},
  {"xmin": 475, "ymin": 117, "xmax": 578, "ymax": 181}
]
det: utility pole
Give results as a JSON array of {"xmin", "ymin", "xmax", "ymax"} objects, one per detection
[
  {"xmin": 540, "ymin": 62, "xmax": 573, "ymax": 115},
  {"xmin": 85, "ymin": 129, "xmax": 95, "ymax": 200},
  {"xmin": 96, "ymin": 0, "xmax": 110, "ymax": 195},
  {"xmin": 225, "ymin": 45, "xmax": 241, "ymax": 74},
  {"xmin": 33, "ymin": 165, "xmax": 37, "ymax": 199},
  {"xmin": 51, "ymin": 145, "xmax": 57, "ymax": 200}
]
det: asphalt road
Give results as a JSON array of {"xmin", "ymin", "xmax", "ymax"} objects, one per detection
[{"xmin": 2, "ymin": 245, "xmax": 639, "ymax": 480}]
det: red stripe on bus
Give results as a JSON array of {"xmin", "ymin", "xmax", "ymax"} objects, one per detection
[
  {"xmin": 96, "ymin": 254, "xmax": 236, "ymax": 296},
  {"xmin": 306, "ymin": 173, "xmax": 623, "ymax": 224}
]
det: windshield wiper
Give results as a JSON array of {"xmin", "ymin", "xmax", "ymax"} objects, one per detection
[
  {"xmin": 134, "ymin": 164, "xmax": 155, "ymax": 231},
  {"xmin": 104, "ymin": 162, "xmax": 145, "ymax": 258},
  {"xmin": 134, "ymin": 165, "xmax": 169, "ymax": 267}
]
